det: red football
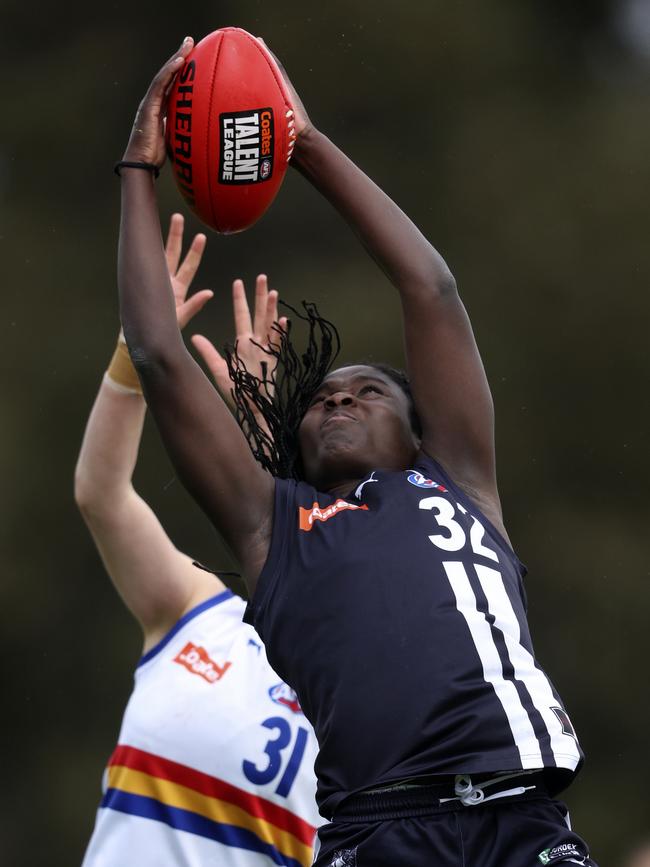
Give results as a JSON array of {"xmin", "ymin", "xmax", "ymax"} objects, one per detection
[{"xmin": 166, "ymin": 28, "xmax": 295, "ymax": 233}]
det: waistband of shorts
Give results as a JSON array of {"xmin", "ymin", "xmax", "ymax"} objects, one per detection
[{"xmin": 332, "ymin": 771, "xmax": 548, "ymax": 822}]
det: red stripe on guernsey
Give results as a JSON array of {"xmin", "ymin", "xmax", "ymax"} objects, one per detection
[{"xmin": 108, "ymin": 745, "xmax": 314, "ymax": 846}]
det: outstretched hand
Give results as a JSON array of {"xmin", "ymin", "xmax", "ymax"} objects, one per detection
[
  {"xmin": 164, "ymin": 213, "xmax": 213, "ymax": 328},
  {"xmin": 192, "ymin": 275, "xmax": 287, "ymax": 407},
  {"xmin": 122, "ymin": 36, "xmax": 194, "ymax": 169},
  {"xmin": 117, "ymin": 213, "xmax": 210, "ymax": 344}
]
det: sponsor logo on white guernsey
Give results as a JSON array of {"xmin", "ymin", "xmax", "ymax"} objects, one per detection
[
  {"xmin": 173, "ymin": 641, "xmax": 231, "ymax": 683},
  {"xmin": 219, "ymin": 108, "xmax": 274, "ymax": 184}
]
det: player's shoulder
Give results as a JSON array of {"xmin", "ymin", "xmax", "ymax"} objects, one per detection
[
  {"xmin": 184, "ymin": 587, "xmax": 247, "ymax": 623},
  {"xmin": 138, "ymin": 589, "xmax": 248, "ymax": 669}
]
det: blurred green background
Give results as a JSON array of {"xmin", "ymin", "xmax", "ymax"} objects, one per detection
[{"xmin": 2, "ymin": 0, "xmax": 649, "ymax": 863}]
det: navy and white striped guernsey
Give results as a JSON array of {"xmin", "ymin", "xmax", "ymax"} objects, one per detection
[{"xmin": 244, "ymin": 452, "xmax": 583, "ymax": 819}]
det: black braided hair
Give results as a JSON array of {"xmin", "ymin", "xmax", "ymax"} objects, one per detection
[
  {"xmin": 225, "ymin": 301, "xmax": 341, "ymax": 479},
  {"xmin": 226, "ymin": 304, "xmax": 422, "ymax": 480}
]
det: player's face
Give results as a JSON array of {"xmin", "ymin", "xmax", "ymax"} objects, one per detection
[{"xmin": 298, "ymin": 365, "xmax": 420, "ymax": 491}]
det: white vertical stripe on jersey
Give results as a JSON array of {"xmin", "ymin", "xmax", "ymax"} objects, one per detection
[
  {"xmin": 475, "ymin": 564, "xmax": 581, "ymax": 768},
  {"xmin": 443, "ymin": 561, "xmax": 545, "ymax": 768}
]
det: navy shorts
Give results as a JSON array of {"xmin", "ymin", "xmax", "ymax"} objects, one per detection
[{"xmin": 314, "ymin": 793, "xmax": 598, "ymax": 867}]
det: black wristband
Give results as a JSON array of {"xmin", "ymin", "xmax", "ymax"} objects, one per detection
[{"xmin": 114, "ymin": 160, "xmax": 160, "ymax": 179}]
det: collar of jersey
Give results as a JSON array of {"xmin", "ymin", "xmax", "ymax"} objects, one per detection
[{"xmin": 137, "ymin": 589, "xmax": 236, "ymax": 668}]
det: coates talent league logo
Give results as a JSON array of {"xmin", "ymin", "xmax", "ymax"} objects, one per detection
[{"xmin": 219, "ymin": 108, "xmax": 274, "ymax": 184}]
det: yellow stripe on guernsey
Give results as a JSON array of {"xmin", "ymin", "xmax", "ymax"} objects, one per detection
[{"xmin": 106, "ymin": 763, "xmax": 313, "ymax": 867}]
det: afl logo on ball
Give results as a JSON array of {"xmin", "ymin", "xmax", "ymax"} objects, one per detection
[
  {"xmin": 407, "ymin": 471, "xmax": 448, "ymax": 492},
  {"xmin": 269, "ymin": 683, "xmax": 303, "ymax": 714},
  {"xmin": 220, "ymin": 108, "xmax": 274, "ymax": 184}
]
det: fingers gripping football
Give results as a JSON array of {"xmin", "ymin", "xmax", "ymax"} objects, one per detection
[
  {"xmin": 256, "ymin": 37, "xmax": 312, "ymax": 139},
  {"xmin": 123, "ymin": 37, "xmax": 194, "ymax": 168}
]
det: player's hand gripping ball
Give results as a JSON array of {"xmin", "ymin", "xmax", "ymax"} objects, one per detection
[{"xmin": 166, "ymin": 28, "xmax": 296, "ymax": 234}]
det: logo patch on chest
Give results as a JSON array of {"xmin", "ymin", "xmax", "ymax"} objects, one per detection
[
  {"xmin": 407, "ymin": 471, "xmax": 448, "ymax": 491},
  {"xmin": 538, "ymin": 843, "xmax": 588, "ymax": 864},
  {"xmin": 173, "ymin": 642, "xmax": 231, "ymax": 683},
  {"xmin": 551, "ymin": 707, "xmax": 577, "ymax": 739},
  {"xmin": 330, "ymin": 849, "xmax": 357, "ymax": 867},
  {"xmin": 269, "ymin": 683, "xmax": 303, "ymax": 714},
  {"xmin": 298, "ymin": 499, "xmax": 368, "ymax": 531}
]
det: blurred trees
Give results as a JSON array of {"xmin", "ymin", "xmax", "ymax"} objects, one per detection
[{"xmin": 2, "ymin": 1, "xmax": 648, "ymax": 863}]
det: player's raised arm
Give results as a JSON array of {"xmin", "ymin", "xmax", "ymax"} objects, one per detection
[
  {"xmin": 75, "ymin": 217, "xmax": 223, "ymax": 650},
  {"xmin": 280, "ymin": 56, "xmax": 501, "ymax": 526},
  {"xmin": 116, "ymin": 39, "xmax": 274, "ymax": 588}
]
